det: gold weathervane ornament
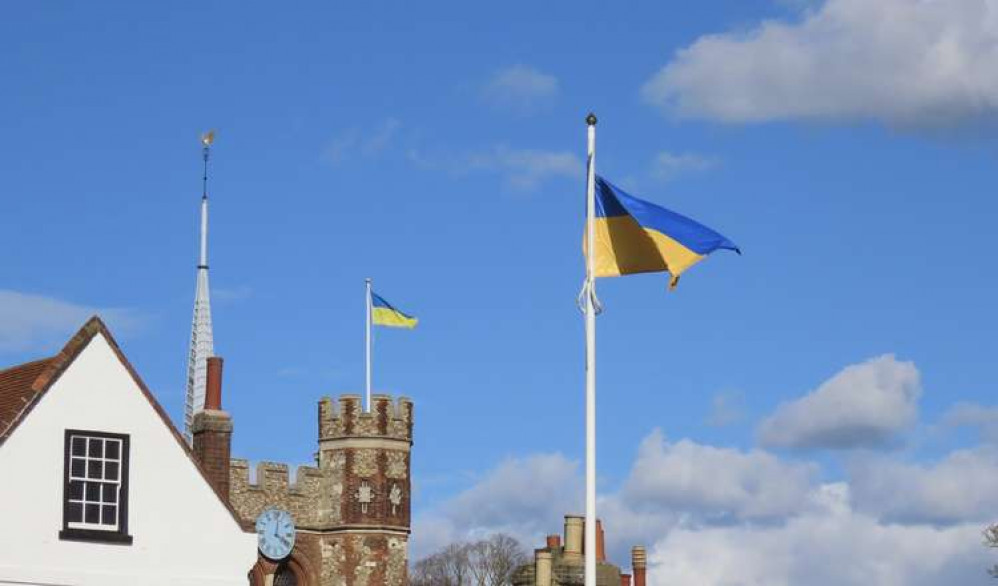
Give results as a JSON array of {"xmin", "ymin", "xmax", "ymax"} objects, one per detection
[{"xmin": 201, "ymin": 130, "xmax": 215, "ymax": 147}]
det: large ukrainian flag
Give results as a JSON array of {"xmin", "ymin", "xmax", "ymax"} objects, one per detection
[
  {"xmin": 371, "ymin": 293, "xmax": 418, "ymax": 328},
  {"xmin": 589, "ymin": 176, "xmax": 740, "ymax": 289}
]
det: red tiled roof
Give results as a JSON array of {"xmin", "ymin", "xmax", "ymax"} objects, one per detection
[{"xmin": 0, "ymin": 357, "xmax": 56, "ymax": 440}]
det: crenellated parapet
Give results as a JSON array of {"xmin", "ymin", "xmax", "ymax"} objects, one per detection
[
  {"xmin": 229, "ymin": 459, "xmax": 336, "ymax": 528},
  {"xmin": 318, "ymin": 393, "xmax": 413, "ymax": 443}
]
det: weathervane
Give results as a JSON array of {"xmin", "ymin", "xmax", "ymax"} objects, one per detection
[{"xmin": 200, "ymin": 130, "xmax": 215, "ymax": 200}]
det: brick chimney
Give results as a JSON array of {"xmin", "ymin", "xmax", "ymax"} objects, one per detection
[
  {"xmin": 192, "ymin": 356, "xmax": 232, "ymax": 502},
  {"xmin": 534, "ymin": 549, "xmax": 552, "ymax": 586},
  {"xmin": 596, "ymin": 519, "xmax": 606, "ymax": 562},
  {"xmin": 632, "ymin": 546, "xmax": 647, "ymax": 586},
  {"xmin": 564, "ymin": 515, "xmax": 584, "ymax": 561}
]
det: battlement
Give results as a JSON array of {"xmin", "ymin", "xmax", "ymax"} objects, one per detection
[
  {"xmin": 230, "ymin": 459, "xmax": 324, "ymax": 496},
  {"xmin": 318, "ymin": 393, "xmax": 413, "ymax": 443},
  {"xmin": 229, "ymin": 459, "xmax": 334, "ymax": 528}
]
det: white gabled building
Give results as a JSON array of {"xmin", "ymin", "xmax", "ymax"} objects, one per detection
[{"xmin": 0, "ymin": 316, "xmax": 256, "ymax": 586}]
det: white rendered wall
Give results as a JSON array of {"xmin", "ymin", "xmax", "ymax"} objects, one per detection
[{"xmin": 0, "ymin": 333, "xmax": 256, "ymax": 586}]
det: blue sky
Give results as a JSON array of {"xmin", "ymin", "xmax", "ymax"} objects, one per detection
[{"xmin": 4, "ymin": 1, "xmax": 998, "ymax": 583}]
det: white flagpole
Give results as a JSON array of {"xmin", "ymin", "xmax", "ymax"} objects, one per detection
[
  {"xmin": 584, "ymin": 112, "xmax": 598, "ymax": 586},
  {"xmin": 366, "ymin": 277, "xmax": 373, "ymax": 412}
]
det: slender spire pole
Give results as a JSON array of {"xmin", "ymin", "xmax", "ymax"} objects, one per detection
[
  {"xmin": 200, "ymin": 140, "xmax": 209, "ymax": 269},
  {"xmin": 584, "ymin": 112, "xmax": 598, "ymax": 586},
  {"xmin": 366, "ymin": 278, "xmax": 373, "ymax": 412},
  {"xmin": 185, "ymin": 130, "xmax": 216, "ymax": 443}
]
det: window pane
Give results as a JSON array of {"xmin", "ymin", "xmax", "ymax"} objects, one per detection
[
  {"xmin": 102, "ymin": 483, "xmax": 117, "ymax": 504},
  {"xmin": 67, "ymin": 502, "xmax": 83, "ymax": 522},
  {"xmin": 68, "ymin": 480, "xmax": 84, "ymax": 500},
  {"xmin": 88, "ymin": 460, "xmax": 103, "ymax": 479},
  {"xmin": 88, "ymin": 438, "xmax": 103, "ymax": 458},
  {"xmin": 85, "ymin": 482, "xmax": 99, "ymax": 501},
  {"xmin": 105, "ymin": 440, "xmax": 120, "ymax": 459},
  {"xmin": 85, "ymin": 503, "xmax": 100, "ymax": 524},
  {"xmin": 71, "ymin": 457, "xmax": 85, "ymax": 478},
  {"xmin": 104, "ymin": 461, "xmax": 119, "ymax": 481},
  {"xmin": 101, "ymin": 504, "xmax": 117, "ymax": 526},
  {"xmin": 71, "ymin": 437, "xmax": 86, "ymax": 456}
]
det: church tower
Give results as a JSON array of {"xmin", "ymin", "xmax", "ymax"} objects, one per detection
[{"xmin": 184, "ymin": 131, "xmax": 216, "ymax": 444}]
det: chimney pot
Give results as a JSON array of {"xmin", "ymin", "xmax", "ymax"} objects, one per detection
[
  {"xmin": 564, "ymin": 515, "xmax": 584, "ymax": 559},
  {"xmin": 205, "ymin": 356, "xmax": 224, "ymax": 410},
  {"xmin": 534, "ymin": 550, "xmax": 553, "ymax": 586},
  {"xmin": 632, "ymin": 546, "xmax": 647, "ymax": 586},
  {"xmin": 597, "ymin": 519, "xmax": 606, "ymax": 562},
  {"xmin": 621, "ymin": 574, "xmax": 632, "ymax": 586},
  {"xmin": 546, "ymin": 534, "xmax": 561, "ymax": 550}
]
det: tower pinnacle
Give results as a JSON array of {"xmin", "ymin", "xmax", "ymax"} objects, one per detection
[{"xmin": 185, "ymin": 130, "xmax": 217, "ymax": 444}]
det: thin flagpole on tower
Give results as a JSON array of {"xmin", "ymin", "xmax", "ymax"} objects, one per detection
[
  {"xmin": 584, "ymin": 112, "xmax": 598, "ymax": 586},
  {"xmin": 366, "ymin": 278, "xmax": 373, "ymax": 412}
]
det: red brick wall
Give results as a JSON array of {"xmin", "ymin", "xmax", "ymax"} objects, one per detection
[{"xmin": 192, "ymin": 411, "xmax": 232, "ymax": 501}]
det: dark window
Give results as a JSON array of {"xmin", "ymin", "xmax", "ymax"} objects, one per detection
[
  {"xmin": 59, "ymin": 430, "xmax": 132, "ymax": 544},
  {"xmin": 274, "ymin": 566, "xmax": 299, "ymax": 586}
]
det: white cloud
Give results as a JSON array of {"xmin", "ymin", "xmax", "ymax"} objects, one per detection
[
  {"xmin": 0, "ymin": 290, "xmax": 143, "ymax": 353},
  {"xmin": 623, "ymin": 430, "xmax": 815, "ymax": 521},
  {"xmin": 850, "ymin": 447, "xmax": 998, "ymax": 525},
  {"xmin": 758, "ymin": 355, "xmax": 920, "ymax": 449},
  {"xmin": 643, "ymin": 0, "xmax": 998, "ymax": 128},
  {"xmin": 650, "ymin": 509, "xmax": 988, "ymax": 586},
  {"xmin": 482, "ymin": 65, "xmax": 559, "ymax": 113},
  {"xmin": 651, "ymin": 152, "xmax": 717, "ymax": 182},
  {"xmin": 942, "ymin": 402, "xmax": 998, "ymax": 443},
  {"xmin": 410, "ymin": 453, "xmax": 580, "ymax": 559},
  {"xmin": 413, "ymin": 427, "xmax": 998, "ymax": 583},
  {"xmin": 409, "ymin": 145, "xmax": 582, "ymax": 191},
  {"xmin": 324, "ymin": 118, "xmax": 401, "ymax": 164}
]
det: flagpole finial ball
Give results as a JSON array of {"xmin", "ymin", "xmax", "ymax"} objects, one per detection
[{"xmin": 586, "ymin": 113, "xmax": 598, "ymax": 126}]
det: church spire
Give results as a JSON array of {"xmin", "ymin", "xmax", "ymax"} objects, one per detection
[{"xmin": 185, "ymin": 130, "xmax": 216, "ymax": 444}]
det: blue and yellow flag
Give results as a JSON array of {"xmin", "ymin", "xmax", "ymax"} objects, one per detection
[
  {"xmin": 371, "ymin": 293, "xmax": 418, "ymax": 328},
  {"xmin": 588, "ymin": 176, "xmax": 740, "ymax": 289}
]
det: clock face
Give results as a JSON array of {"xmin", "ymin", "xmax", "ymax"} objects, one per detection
[{"xmin": 255, "ymin": 508, "xmax": 296, "ymax": 560}]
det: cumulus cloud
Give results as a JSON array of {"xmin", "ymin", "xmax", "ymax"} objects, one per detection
[
  {"xmin": 651, "ymin": 152, "xmax": 717, "ymax": 182},
  {"xmin": 650, "ymin": 509, "xmax": 988, "ymax": 586},
  {"xmin": 643, "ymin": 0, "xmax": 998, "ymax": 128},
  {"xmin": 410, "ymin": 453, "xmax": 580, "ymax": 559},
  {"xmin": 409, "ymin": 145, "xmax": 582, "ymax": 191},
  {"xmin": 758, "ymin": 355, "xmax": 920, "ymax": 450},
  {"xmin": 0, "ymin": 290, "xmax": 143, "ymax": 353},
  {"xmin": 623, "ymin": 430, "xmax": 815, "ymax": 521},
  {"xmin": 850, "ymin": 447, "xmax": 998, "ymax": 525},
  {"xmin": 482, "ymin": 65, "xmax": 559, "ymax": 113},
  {"xmin": 413, "ymin": 427, "xmax": 998, "ymax": 583}
]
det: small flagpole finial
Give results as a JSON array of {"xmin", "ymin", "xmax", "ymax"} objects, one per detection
[{"xmin": 586, "ymin": 112, "xmax": 598, "ymax": 126}]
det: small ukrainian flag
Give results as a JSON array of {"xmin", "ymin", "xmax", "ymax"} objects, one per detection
[
  {"xmin": 371, "ymin": 292, "xmax": 418, "ymax": 328},
  {"xmin": 589, "ymin": 176, "xmax": 740, "ymax": 289}
]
